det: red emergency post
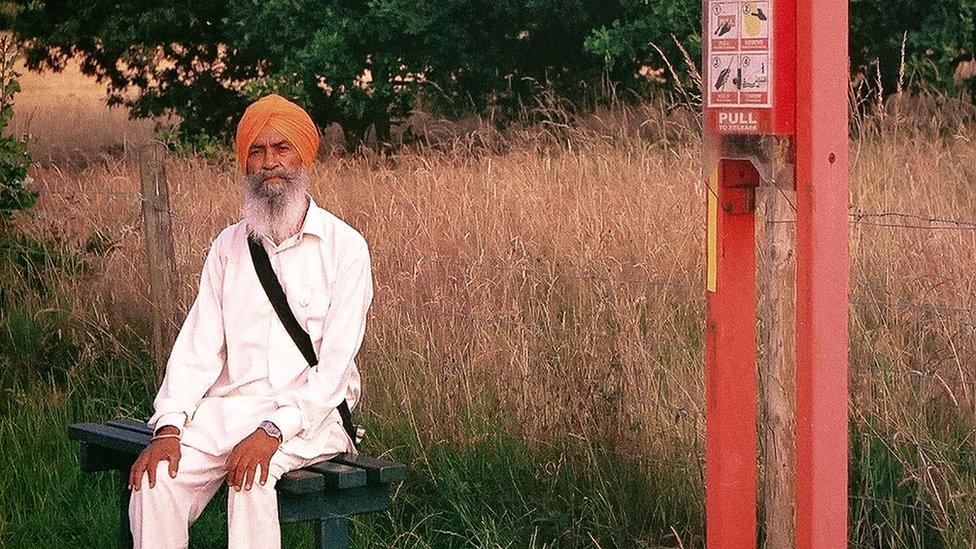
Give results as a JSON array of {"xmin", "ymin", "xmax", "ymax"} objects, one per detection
[{"xmin": 701, "ymin": 0, "xmax": 849, "ymax": 547}]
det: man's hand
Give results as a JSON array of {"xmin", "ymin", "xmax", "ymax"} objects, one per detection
[
  {"xmin": 129, "ymin": 426, "xmax": 181, "ymax": 491},
  {"xmin": 225, "ymin": 428, "xmax": 280, "ymax": 491}
]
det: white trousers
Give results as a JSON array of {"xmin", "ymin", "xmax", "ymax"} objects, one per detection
[{"xmin": 129, "ymin": 443, "xmax": 318, "ymax": 549}]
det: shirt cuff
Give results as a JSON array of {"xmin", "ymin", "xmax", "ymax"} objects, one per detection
[
  {"xmin": 267, "ymin": 406, "xmax": 304, "ymax": 442},
  {"xmin": 151, "ymin": 412, "xmax": 187, "ymax": 435}
]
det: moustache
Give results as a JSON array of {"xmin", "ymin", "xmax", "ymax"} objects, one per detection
[
  {"xmin": 244, "ymin": 167, "xmax": 308, "ymax": 201},
  {"xmin": 245, "ymin": 166, "xmax": 303, "ymax": 186}
]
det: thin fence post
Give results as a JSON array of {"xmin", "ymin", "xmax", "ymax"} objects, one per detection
[
  {"xmin": 139, "ymin": 140, "xmax": 178, "ymax": 378},
  {"xmin": 759, "ymin": 180, "xmax": 796, "ymax": 548}
]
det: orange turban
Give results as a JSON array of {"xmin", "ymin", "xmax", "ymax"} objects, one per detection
[{"xmin": 235, "ymin": 94, "xmax": 321, "ymax": 169}]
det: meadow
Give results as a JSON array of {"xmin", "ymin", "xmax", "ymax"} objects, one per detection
[{"xmin": 1, "ymin": 62, "xmax": 975, "ymax": 547}]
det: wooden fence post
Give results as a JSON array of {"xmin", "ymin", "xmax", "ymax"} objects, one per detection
[
  {"xmin": 139, "ymin": 140, "xmax": 178, "ymax": 378},
  {"xmin": 759, "ymin": 180, "xmax": 797, "ymax": 548}
]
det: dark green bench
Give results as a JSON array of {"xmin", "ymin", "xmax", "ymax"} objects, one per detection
[{"xmin": 68, "ymin": 419, "xmax": 405, "ymax": 548}]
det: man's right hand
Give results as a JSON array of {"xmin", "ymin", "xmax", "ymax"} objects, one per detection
[{"xmin": 128, "ymin": 425, "xmax": 182, "ymax": 491}]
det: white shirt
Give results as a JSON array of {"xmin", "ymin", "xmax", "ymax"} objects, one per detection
[{"xmin": 148, "ymin": 194, "xmax": 373, "ymax": 460}]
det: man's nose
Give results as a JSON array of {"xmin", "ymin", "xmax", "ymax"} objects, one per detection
[{"xmin": 262, "ymin": 148, "xmax": 282, "ymax": 171}]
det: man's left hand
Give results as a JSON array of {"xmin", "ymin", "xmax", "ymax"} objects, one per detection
[{"xmin": 225, "ymin": 428, "xmax": 280, "ymax": 491}]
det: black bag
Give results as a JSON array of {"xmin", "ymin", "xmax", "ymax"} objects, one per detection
[{"xmin": 247, "ymin": 235, "xmax": 362, "ymax": 449}]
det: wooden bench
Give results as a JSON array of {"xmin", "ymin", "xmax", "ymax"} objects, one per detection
[{"xmin": 67, "ymin": 419, "xmax": 405, "ymax": 549}]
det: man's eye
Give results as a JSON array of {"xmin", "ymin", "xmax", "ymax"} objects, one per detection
[{"xmin": 249, "ymin": 148, "xmax": 261, "ymax": 157}]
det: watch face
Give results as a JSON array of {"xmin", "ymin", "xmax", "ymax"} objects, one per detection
[{"xmin": 260, "ymin": 421, "xmax": 281, "ymax": 438}]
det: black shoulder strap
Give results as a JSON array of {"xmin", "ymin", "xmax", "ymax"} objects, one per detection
[{"xmin": 247, "ymin": 234, "xmax": 357, "ymax": 448}]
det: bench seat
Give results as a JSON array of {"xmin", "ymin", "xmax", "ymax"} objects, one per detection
[{"xmin": 68, "ymin": 419, "xmax": 405, "ymax": 548}]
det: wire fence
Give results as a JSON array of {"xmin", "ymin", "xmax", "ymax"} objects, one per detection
[
  {"xmin": 28, "ymin": 184, "xmax": 976, "ymax": 390},
  {"xmin": 26, "ymin": 181, "xmax": 976, "ymax": 522}
]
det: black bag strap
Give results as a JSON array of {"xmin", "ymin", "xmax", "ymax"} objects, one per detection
[{"xmin": 247, "ymin": 235, "xmax": 357, "ymax": 449}]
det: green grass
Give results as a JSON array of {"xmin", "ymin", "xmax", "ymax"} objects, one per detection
[
  {"xmin": 2, "ymin": 231, "xmax": 975, "ymax": 547},
  {"xmin": 0, "ymin": 307, "xmax": 702, "ymax": 547},
  {"xmin": 0, "ymin": 232, "xmax": 704, "ymax": 547}
]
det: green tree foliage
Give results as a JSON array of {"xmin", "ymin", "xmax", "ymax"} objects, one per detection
[
  {"xmin": 14, "ymin": 1, "xmax": 268, "ymax": 149},
  {"xmin": 0, "ymin": 35, "xmax": 35, "ymax": 225},
  {"xmin": 11, "ymin": 0, "xmax": 625, "ymax": 150},
  {"xmin": 8, "ymin": 0, "xmax": 976, "ymax": 152},
  {"xmin": 404, "ymin": 0, "xmax": 622, "ymax": 118},
  {"xmin": 588, "ymin": 0, "xmax": 976, "ymax": 103},
  {"xmin": 583, "ymin": 0, "xmax": 701, "ymax": 96},
  {"xmin": 851, "ymin": 0, "xmax": 976, "ymax": 99},
  {"xmin": 12, "ymin": 0, "xmax": 447, "ymax": 150}
]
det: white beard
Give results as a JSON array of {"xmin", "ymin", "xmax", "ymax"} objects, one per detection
[{"xmin": 242, "ymin": 166, "xmax": 311, "ymax": 244}]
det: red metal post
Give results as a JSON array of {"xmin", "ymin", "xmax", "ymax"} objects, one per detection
[
  {"xmin": 795, "ymin": 0, "xmax": 850, "ymax": 546},
  {"xmin": 705, "ymin": 159, "xmax": 759, "ymax": 548}
]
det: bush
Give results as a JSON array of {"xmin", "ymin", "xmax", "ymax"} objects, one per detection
[{"xmin": 0, "ymin": 34, "xmax": 34, "ymax": 224}]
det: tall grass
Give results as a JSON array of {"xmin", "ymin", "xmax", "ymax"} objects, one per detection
[{"xmin": 2, "ymin": 60, "xmax": 976, "ymax": 546}]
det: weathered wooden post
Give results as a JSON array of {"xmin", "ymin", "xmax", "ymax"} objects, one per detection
[
  {"xmin": 759, "ymin": 181, "xmax": 796, "ymax": 548},
  {"xmin": 139, "ymin": 140, "xmax": 179, "ymax": 377}
]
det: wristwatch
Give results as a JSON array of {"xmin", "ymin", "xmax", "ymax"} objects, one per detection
[{"xmin": 258, "ymin": 420, "xmax": 283, "ymax": 442}]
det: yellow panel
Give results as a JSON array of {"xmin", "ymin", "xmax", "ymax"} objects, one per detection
[{"xmin": 707, "ymin": 169, "xmax": 718, "ymax": 293}]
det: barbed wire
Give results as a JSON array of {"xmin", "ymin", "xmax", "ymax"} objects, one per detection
[
  {"xmin": 31, "ymin": 185, "xmax": 198, "ymax": 258},
  {"xmin": 852, "ymin": 299, "xmax": 976, "ymax": 318},
  {"xmin": 853, "ymin": 366, "xmax": 974, "ymax": 387},
  {"xmin": 849, "ymin": 494, "xmax": 950, "ymax": 514},
  {"xmin": 364, "ymin": 305, "xmax": 973, "ymax": 388},
  {"xmin": 34, "ymin": 185, "xmax": 976, "ymax": 232},
  {"xmin": 850, "ymin": 210, "xmax": 976, "ymax": 229},
  {"xmin": 33, "ymin": 186, "xmax": 188, "ymax": 221},
  {"xmin": 33, "ymin": 188, "xmax": 976, "ymax": 332},
  {"xmin": 768, "ymin": 210, "xmax": 976, "ymax": 231},
  {"xmin": 370, "ymin": 248, "xmax": 694, "ymax": 289},
  {"xmin": 34, "ymin": 188, "xmax": 141, "ymax": 197},
  {"xmin": 26, "ymin": 186, "xmax": 976, "ymax": 382}
]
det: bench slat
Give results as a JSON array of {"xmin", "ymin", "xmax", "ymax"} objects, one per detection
[
  {"xmin": 68, "ymin": 423, "xmax": 151, "ymax": 455},
  {"xmin": 331, "ymin": 453, "xmax": 406, "ymax": 485},
  {"xmin": 68, "ymin": 422, "xmax": 405, "ymax": 490},
  {"xmin": 276, "ymin": 469, "xmax": 324, "ymax": 495},
  {"xmin": 306, "ymin": 461, "xmax": 367, "ymax": 490},
  {"xmin": 107, "ymin": 419, "xmax": 153, "ymax": 435}
]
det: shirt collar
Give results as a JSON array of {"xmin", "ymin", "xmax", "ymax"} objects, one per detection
[{"xmin": 299, "ymin": 193, "xmax": 328, "ymax": 240}]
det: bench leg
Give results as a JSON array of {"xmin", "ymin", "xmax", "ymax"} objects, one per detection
[
  {"xmin": 314, "ymin": 516, "xmax": 349, "ymax": 549},
  {"xmin": 117, "ymin": 471, "xmax": 134, "ymax": 548}
]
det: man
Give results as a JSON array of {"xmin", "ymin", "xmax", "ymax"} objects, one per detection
[{"xmin": 127, "ymin": 93, "xmax": 374, "ymax": 548}]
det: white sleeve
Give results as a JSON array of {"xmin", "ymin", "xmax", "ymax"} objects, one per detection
[
  {"xmin": 147, "ymin": 233, "xmax": 227, "ymax": 431},
  {"xmin": 268, "ymin": 239, "xmax": 373, "ymax": 441}
]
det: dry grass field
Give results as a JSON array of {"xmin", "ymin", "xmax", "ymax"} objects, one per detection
[{"xmin": 3, "ymin": 59, "xmax": 976, "ymax": 546}]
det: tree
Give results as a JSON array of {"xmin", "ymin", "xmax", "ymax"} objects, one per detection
[
  {"xmin": 850, "ymin": 0, "xmax": 976, "ymax": 100},
  {"xmin": 402, "ymin": 0, "xmax": 622, "ymax": 120},
  {"xmin": 582, "ymin": 0, "xmax": 702, "ymax": 100},
  {"xmin": 11, "ymin": 0, "xmax": 432, "ymax": 151},
  {"xmin": 13, "ymin": 0, "xmax": 973, "ymax": 153},
  {"xmin": 10, "ymin": 0, "xmax": 628, "ymax": 151}
]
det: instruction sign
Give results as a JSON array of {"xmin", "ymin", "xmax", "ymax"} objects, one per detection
[{"xmin": 707, "ymin": 0, "xmax": 772, "ymax": 109}]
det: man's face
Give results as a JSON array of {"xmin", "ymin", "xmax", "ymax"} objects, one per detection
[{"xmin": 245, "ymin": 125, "xmax": 305, "ymax": 188}]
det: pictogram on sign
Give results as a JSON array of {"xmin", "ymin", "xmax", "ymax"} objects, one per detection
[
  {"xmin": 706, "ymin": 0, "xmax": 773, "ymax": 109},
  {"xmin": 710, "ymin": 3, "xmax": 740, "ymax": 52},
  {"xmin": 709, "ymin": 54, "xmax": 740, "ymax": 105},
  {"xmin": 738, "ymin": 53, "xmax": 769, "ymax": 104},
  {"xmin": 740, "ymin": 2, "xmax": 770, "ymax": 51}
]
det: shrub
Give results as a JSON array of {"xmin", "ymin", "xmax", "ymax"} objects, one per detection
[{"xmin": 0, "ymin": 34, "xmax": 34, "ymax": 225}]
